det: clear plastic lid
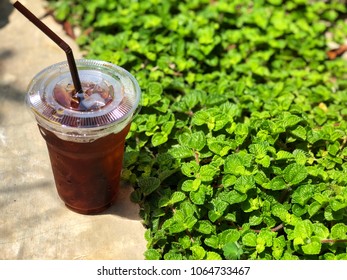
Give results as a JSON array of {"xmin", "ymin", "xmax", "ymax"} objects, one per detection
[{"xmin": 27, "ymin": 59, "xmax": 141, "ymax": 141}]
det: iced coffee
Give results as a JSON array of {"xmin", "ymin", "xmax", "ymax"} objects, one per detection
[{"xmin": 26, "ymin": 60, "xmax": 141, "ymax": 214}]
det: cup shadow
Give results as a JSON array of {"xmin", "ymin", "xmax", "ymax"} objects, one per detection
[{"xmin": 100, "ymin": 181, "xmax": 143, "ymax": 221}]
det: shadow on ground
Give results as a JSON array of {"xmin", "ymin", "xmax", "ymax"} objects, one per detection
[
  {"xmin": 0, "ymin": 0, "xmax": 13, "ymax": 29},
  {"xmin": 0, "ymin": 82, "xmax": 25, "ymax": 124},
  {"xmin": 0, "ymin": 48, "xmax": 30, "ymax": 123},
  {"xmin": 101, "ymin": 182, "xmax": 142, "ymax": 221}
]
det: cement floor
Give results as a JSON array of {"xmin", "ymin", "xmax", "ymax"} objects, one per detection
[{"xmin": 0, "ymin": 0, "xmax": 146, "ymax": 259}]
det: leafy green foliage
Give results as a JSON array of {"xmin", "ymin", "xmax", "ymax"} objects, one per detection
[{"xmin": 48, "ymin": 0, "xmax": 347, "ymax": 260}]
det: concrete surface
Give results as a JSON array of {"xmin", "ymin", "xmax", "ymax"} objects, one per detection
[{"xmin": 0, "ymin": 0, "xmax": 146, "ymax": 259}]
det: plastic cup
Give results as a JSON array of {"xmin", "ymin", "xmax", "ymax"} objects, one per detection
[{"xmin": 26, "ymin": 59, "xmax": 141, "ymax": 214}]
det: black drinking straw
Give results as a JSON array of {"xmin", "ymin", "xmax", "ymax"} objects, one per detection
[{"xmin": 13, "ymin": 1, "xmax": 83, "ymax": 96}]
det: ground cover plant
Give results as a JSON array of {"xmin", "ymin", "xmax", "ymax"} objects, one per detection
[{"xmin": 47, "ymin": 0, "xmax": 347, "ymax": 260}]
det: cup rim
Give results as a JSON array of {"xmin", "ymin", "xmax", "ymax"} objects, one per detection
[{"xmin": 26, "ymin": 59, "xmax": 141, "ymax": 141}]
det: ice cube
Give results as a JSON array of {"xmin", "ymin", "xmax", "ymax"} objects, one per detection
[
  {"xmin": 92, "ymin": 81, "xmax": 109, "ymax": 99},
  {"xmin": 82, "ymin": 82, "xmax": 95, "ymax": 96},
  {"xmin": 81, "ymin": 93, "xmax": 106, "ymax": 110},
  {"xmin": 54, "ymin": 84, "xmax": 72, "ymax": 108}
]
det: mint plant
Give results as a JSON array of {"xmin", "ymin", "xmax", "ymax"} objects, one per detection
[{"xmin": 47, "ymin": 0, "xmax": 347, "ymax": 259}]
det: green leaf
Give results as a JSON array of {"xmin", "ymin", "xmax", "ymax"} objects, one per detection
[
  {"xmin": 313, "ymin": 192, "xmax": 330, "ymax": 205},
  {"xmin": 241, "ymin": 197, "xmax": 262, "ymax": 213},
  {"xmin": 190, "ymin": 245, "xmax": 206, "ymax": 260},
  {"xmin": 328, "ymin": 142, "xmax": 340, "ymax": 156},
  {"xmin": 313, "ymin": 223, "xmax": 329, "ymax": 239},
  {"xmin": 181, "ymin": 180, "xmax": 194, "ymax": 192},
  {"xmin": 123, "ymin": 151, "xmax": 139, "ymax": 168},
  {"xmin": 181, "ymin": 161, "xmax": 200, "ymax": 177},
  {"xmin": 280, "ymin": 112, "xmax": 303, "ymax": 128},
  {"xmin": 263, "ymin": 176, "xmax": 287, "ymax": 190},
  {"xmin": 161, "ymin": 120, "xmax": 175, "ymax": 135},
  {"xmin": 192, "ymin": 111, "xmax": 210, "ymax": 126},
  {"xmin": 169, "ymin": 145, "xmax": 194, "ymax": 159},
  {"xmin": 220, "ymin": 229, "xmax": 241, "ymax": 244},
  {"xmin": 143, "ymin": 14, "xmax": 162, "ymax": 28},
  {"xmin": 169, "ymin": 222, "xmax": 186, "ymax": 234},
  {"xmin": 324, "ymin": 205, "xmax": 344, "ymax": 221},
  {"xmin": 283, "ymin": 163, "xmax": 308, "ymax": 185},
  {"xmin": 189, "ymin": 131, "xmax": 207, "ymax": 151},
  {"xmin": 272, "ymin": 236, "xmax": 286, "ymax": 260},
  {"xmin": 292, "ymin": 184, "xmax": 315, "ymax": 206},
  {"xmin": 197, "ymin": 26, "xmax": 215, "ymax": 45},
  {"xmin": 234, "ymin": 175, "xmax": 256, "ymax": 193},
  {"xmin": 194, "ymin": 220, "xmax": 215, "ymax": 235},
  {"xmin": 307, "ymin": 129, "xmax": 325, "ymax": 144},
  {"xmin": 222, "ymin": 174, "xmax": 237, "ymax": 187},
  {"xmin": 308, "ymin": 201, "xmax": 322, "ymax": 217},
  {"xmin": 164, "ymin": 251, "xmax": 183, "ymax": 260},
  {"xmin": 330, "ymin": 199, "xmax": 347, "ymax": 212},
  {"xmin": 294, "ymin": 220, "xmax": 313, "ymax": 241},
  {"xmin": 223, "ymin": 242, "xmax": 243, "ymax": 260},
  {"xmin": 199, "ymin": 164, "xmax": 217, "ymax": 182},
  {"xmin": 293, "ymin": 149, "xmax": 308, "ymax": 165},
  {"xmin": 272, "ymin": 204, "xmax": 289, "ymax": 221},
  {"xmin": 291, "ymin": 125, "xmax": 307, "ymax": 140},
  {"xmin": 204, "ymin": 235, "xmax": 220, "ymax": 249},
  {"xmin": 206, "ymin": 251, "xmax": 223, "ymax": 260},
  {"xmin": 169, "ymin": 191, "xmax": 186, "ymax": 205},
  {"xmin": 257, "ymin": 155, "xmax": 271, "ymax": 167},
  {"xmin": 144, "ymin": 249, "xmax": 161, "ymax": 260},
  {"xmin": 147, "ymin": 82, "xmax": 162, "ymax": 95},
  {"xmin": 146, "ymin": 82, "xmax": 163, "ymax": 106},
  {"xmin": 242, "ymin": 232, "xmax": 257, "ymax": 247},
  {"xmin": 323, "ymin": 253, "xmax": 337, "ymax": 260},
  {"xmin": 249, "ymin": 213, "xmax": 263, "ymax": 226},
  {"xmin": 292, "ymin": 204, "xmax": 307, "ymax": 216},
  {"xmin": 151, "ymin": 132, "xmax": 168, "ymax": 146},
  {"xmin": 54, "ymin": 2, "xmax": 70, "ymax": 21},
  {"xmin": 191, "ymin": 179, "xmax": 201, "ymax": 191},
  {"xmin": 185, "ymin": 216, "xmax": 198, "ymax": 229},
  {"xmin": 256, "ymin": 240, "xmax": 266, "ymax": 254},
  {"xmin": 179, "ymin": 131, "xmax": 206, "ymax": 151},
  {"xmin": 224, "ymin": 152, "xmax": 253, "ymax": 175},
  {"xmin": 208, "ymin": 139, "xmax": 232, "ymax": 156},
  {"xmin": 180, "ymin": 201, "xmax": 197, "ymax": 217},
  {"xmin": 178, "ymin": 236, "xmax": 192, "ymax": 249},
  {"xmin": 224, "ymin": 212, "xmax": 237, "ymax": 222},
  {"xmin": 190, "ymin": 187, "xmax": 206, "ymax": 205},
  {"xmin": 224, "ymin": 155, "xmax": 244, "ymax": 175},
  {"xmin": 208, "ymin": 199, "xmax": 228, "ymax": 222},
  {"xmin": 331, "ymin": 223, "xmax": 347, "ymax": 239},
  {"xmin": 301, "ymin": 237, "xmax": 322, "ymax": 255},
  {"xmin": 282, "ymin": 252, "xmax": 300, "ymax": 260},
  {"xmin": 221, "ymin": 190, "xmax": 247, "ymax": 205},
  {"xmin": 138, "ymin": 177, "xmax": 161, "ymax": 195},
  {"xmin": 276, "ymin": 150, "xmax": 294, "ymax": 160},
  {"xmin": 182, "ymin": 92, "xmax": 199, "ymax": 109},
  {"xmin": 249, "ymin": 142, "xmax": 268, "ymax": 158}
]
